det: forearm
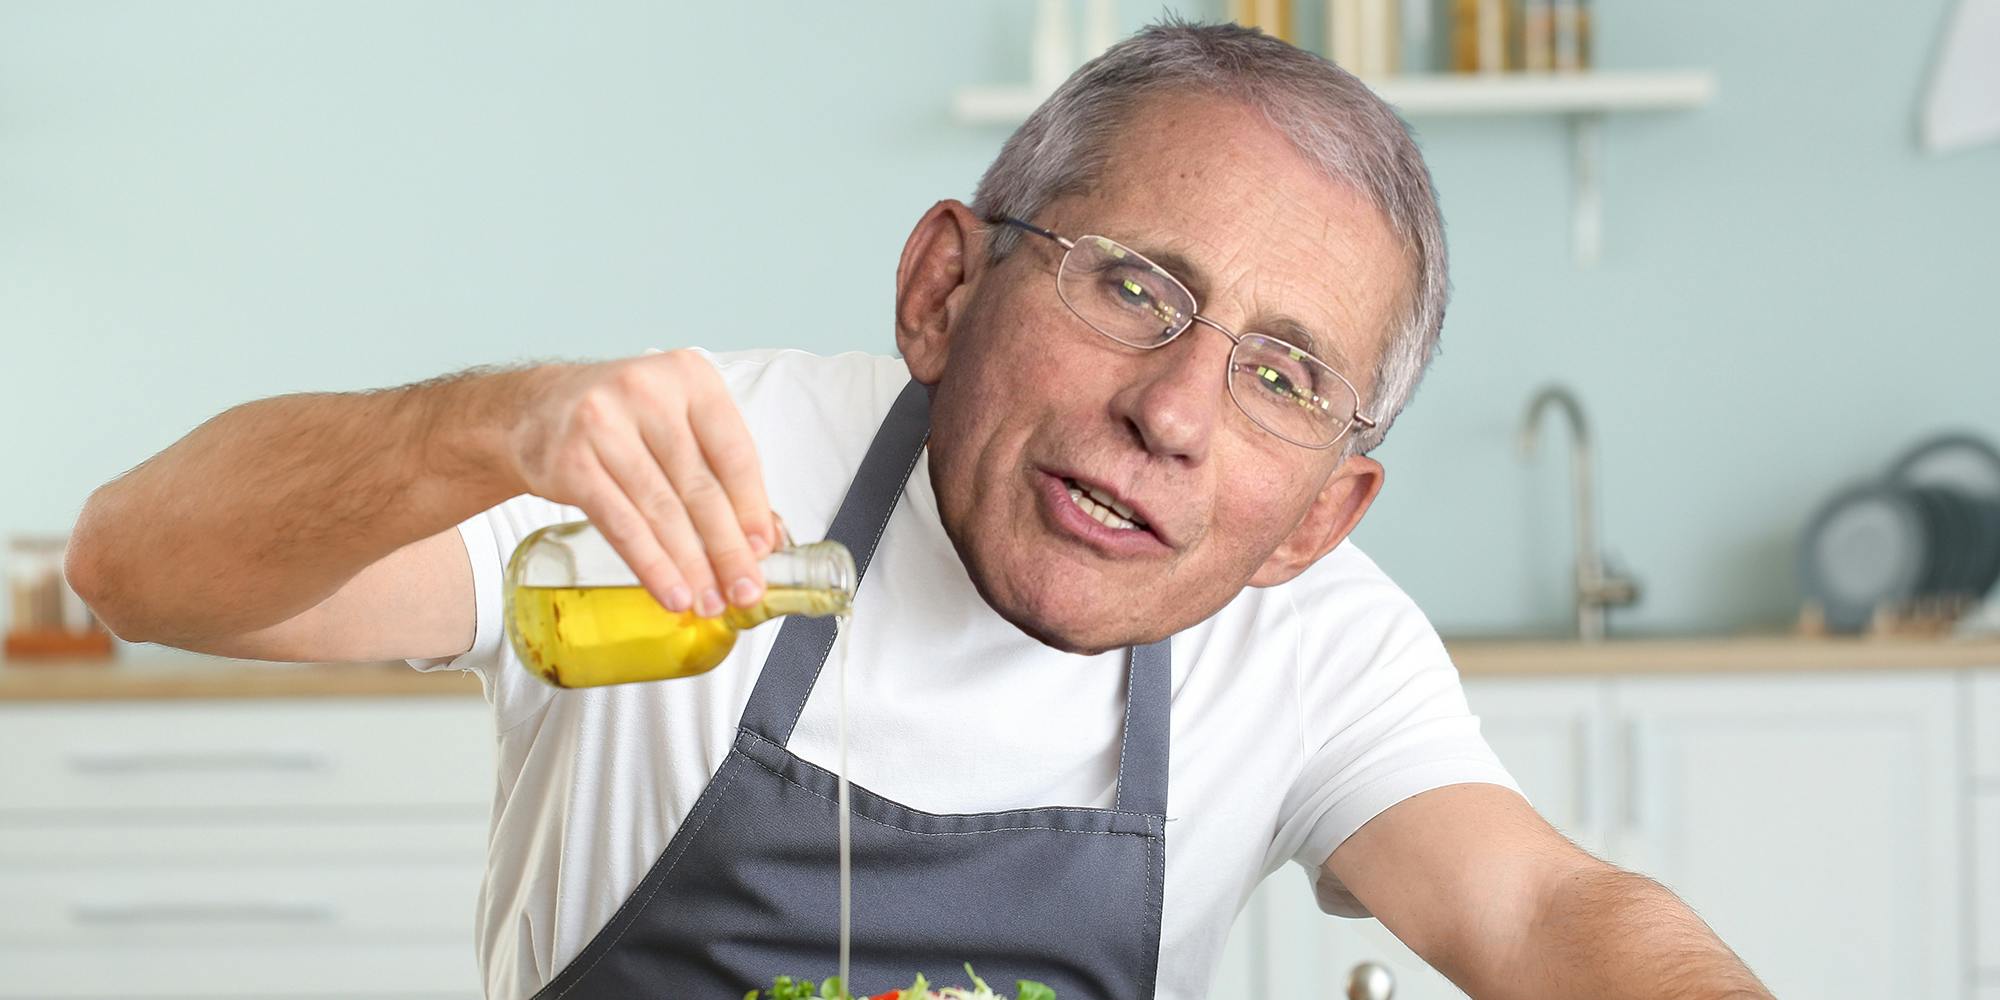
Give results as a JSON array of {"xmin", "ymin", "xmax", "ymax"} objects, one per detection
[
  {"xmin": 68, "ymin": 367, "xmax": 533, "ymax": 645},
  {"xmin": 1486, "ymin": 865, "xmax": 1772, "ymax": 1000}
]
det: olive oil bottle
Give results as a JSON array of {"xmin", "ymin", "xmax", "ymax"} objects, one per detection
[{"xmin": 504, "ymin": 520, "xmax": 854, "ymax": 688}]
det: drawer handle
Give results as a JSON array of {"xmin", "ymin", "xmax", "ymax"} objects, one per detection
[
  {"xmin": 66, "ymin": 751, "xmax": 329, "ymax": 774},
  {"xmin": 72, "ymin": 902, "xmax": 337, "ymax": 925}
]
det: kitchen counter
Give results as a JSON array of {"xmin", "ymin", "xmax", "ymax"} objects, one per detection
[
  {"xmin": 0, "ymin": 647, "xmax": 482, "ymax": 700},
  {"xmin": 1446, "ymin": 633, "xmax": 2000, "ymax": 676},
  {"xmin": 8, "ymin": 634, "xmax": 1999, "ymax": 699}
]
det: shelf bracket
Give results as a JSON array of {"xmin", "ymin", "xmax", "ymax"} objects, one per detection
[{"xmin": 1569, "ymin": 112, "xmax": 1605, "ymax": 267}]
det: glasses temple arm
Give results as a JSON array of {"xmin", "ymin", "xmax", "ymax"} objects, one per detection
[{"xmin": 989, "ymin": 215, "xmax": 1074, "ymax": 250}]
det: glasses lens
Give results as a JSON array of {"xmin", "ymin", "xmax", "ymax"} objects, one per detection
[
  {"xmin": 1228, "ymin": 334, "xmax": 1357, "ymax": 449},
  {"xmin": 1056, "ymin": 236, "xmax": 1195, "ymax": 348}
]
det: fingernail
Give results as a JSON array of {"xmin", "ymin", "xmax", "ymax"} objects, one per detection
[
  {"xmin": 698, "ymin": 588, "xmax": 725, "ymax": 617},
  {"xmin": 665, "ymin": 585, "xmax": 692, "ymax": 612},
  {"xmin": 729, "ymin": 578, "xmax": 760, "ymax": 607},
  {"xmin": 747, "ymin": 533, "xmax": 771, "ymax": 557}
]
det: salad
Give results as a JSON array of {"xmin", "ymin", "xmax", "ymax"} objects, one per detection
[{"xmin": 747, "ymin": 964, "xmax": 1054, "ymax": 1000}]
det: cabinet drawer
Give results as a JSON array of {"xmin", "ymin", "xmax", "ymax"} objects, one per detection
[
  {"xmin": 0, "ymin": 819, "xmax": 488, "ymax": 864},
  {"xmin": 0, "ymin": 941, "xmax": 478, "ymax": 996},
  {"xmin": 0, "ymin": 857, "xmax": 482, "ymax": 939},
  {"xmin": 1976, "ymin": 670, "xmax": 2000, "ymax": 782},
  {"xmin": 1979, "ymin": 793, "xmax": 2000, "ymax": 971},
  {"xmin": 0, "ymin": 699, "xmax": 492, "ymax": 814}
]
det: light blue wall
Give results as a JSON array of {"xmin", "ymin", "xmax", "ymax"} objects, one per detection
[{"xmin": 5, "ymin": 2, "xmax": 1994, "ymax": 635}]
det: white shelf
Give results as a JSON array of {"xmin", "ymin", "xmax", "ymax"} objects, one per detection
[
  {"xmin": 1371, "ymin": 70, "xmax": 1716, "ymax": 116},
  {"xmin": 951, "ymin": 69, "xmax": 1717, "ymax": 268},
  {"xmin": 952, "ymin": 70, "xmax": 1716, "ymax": 124}
]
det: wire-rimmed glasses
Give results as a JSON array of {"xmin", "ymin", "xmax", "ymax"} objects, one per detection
[{"xmin": 993, "ymin": 216, "xmax": 1376, "ymax": 451}]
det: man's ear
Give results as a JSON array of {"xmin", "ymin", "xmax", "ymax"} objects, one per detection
[
  {"xmin": 895, "ymin": 199, "xmax": 987, "ymax": 386},
  {"xmin": 1249, "ymin": 454, "xmax": 1386, "ymax": 587}
]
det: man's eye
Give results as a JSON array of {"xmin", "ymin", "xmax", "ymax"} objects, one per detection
[
  {"xmin": 1251, "ymin": 363, "xmax": 1312, "ymax": 401},
  {"xmin": 1114, "ymin": 276, "xmax": 1152, "ymax": 305}
]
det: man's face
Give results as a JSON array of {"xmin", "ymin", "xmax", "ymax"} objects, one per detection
[{"xmin": 911, "ymin": 94, "xmax": 1410, "ymax": 653}]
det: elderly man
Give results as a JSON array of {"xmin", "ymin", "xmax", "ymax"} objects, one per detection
[{"xmin": 68, "ymin": 20, "xmax": 1771, "ymax": 1000}]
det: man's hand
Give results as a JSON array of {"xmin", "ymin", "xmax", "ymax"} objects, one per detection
[
  {"xmin": 1325, "ymin": 783, "xmax": 1774, "ymax": 999},
  {"xmin": 67, "ymin": 350, "xmax": 775, "ymax": 662},
  {"xmin": 510, "ymin": 351, "xmax": 777, "ymax": 617}
]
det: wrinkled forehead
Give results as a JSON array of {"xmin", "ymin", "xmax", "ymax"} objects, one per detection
[{"xmin": 1045, "ymin": 92, "xmax": 1412, "ymax": 385}]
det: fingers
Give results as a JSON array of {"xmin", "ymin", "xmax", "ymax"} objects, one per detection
[
  {"xmin": 639, "ymin": 413, "xmax": 764, "ymax": 616},
  {"xmin": 526, "ymin": 353, "xmax": 780, "ymax": 619},
  {"xmin": 685, "ymin": 378, "xmax": 777, "ymax": 560},
  {"xmin": 570, "ymin": 448, "xmax": 693, "ymax": 614}
]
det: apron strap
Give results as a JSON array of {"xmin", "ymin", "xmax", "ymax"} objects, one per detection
[
  {"xmin": 739, "ymin": 379, "xmax": 931, "ymax": 744},
  {"xmin": 1114, "ymin": 637, "xmax": 1171, "ymax": 816}
]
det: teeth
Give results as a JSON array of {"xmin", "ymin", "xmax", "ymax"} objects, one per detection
[
  {"xmin": 1064, "ymin": 479, "xmax": 1145, "ymax": 531},
  {"xmin": 1084, "ymin": 484, "xmax": 1139, "ymax": 522}
]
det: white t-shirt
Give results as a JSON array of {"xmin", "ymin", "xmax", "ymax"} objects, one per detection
[{"xmin": 414, "ymin": 348, "xmax": 1518, "ymax": 1000}]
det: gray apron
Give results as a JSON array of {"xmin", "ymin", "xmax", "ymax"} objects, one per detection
[{"xmin": 529, "ymin": 380, "xmax": 1170, "ymax": 1000}]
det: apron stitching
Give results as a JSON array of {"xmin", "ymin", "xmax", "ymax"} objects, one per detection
[
  {"xmin": 546, "ymin": 751, "xmax": 752, "ymax": 1000},
  {"xmin": 1142, "ymin": 836, "xmax": 1166, "ymax": 997},
  {"xmin": 1114, "ymin": 650, "xmax": 1138, "ymax": 812},
  {"xmin": 740, "ymin": 745, "xmax": 1161, "ymax": 839},
  {"xmin": 775, "ymin": 427, "xmax": 929, "ymax": 742},
  {"xmin": 739, "ymin": 729, "xmax": 1161, "ymax": 820}
]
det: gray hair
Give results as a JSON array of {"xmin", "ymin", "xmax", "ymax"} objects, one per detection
[{"xmin": 971, "ymin": 18, "xmax": 1447, "ymax": 456}]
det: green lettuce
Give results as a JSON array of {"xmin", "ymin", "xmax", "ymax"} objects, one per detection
[{"xmin": 745, "ymin": 964, "xmax": 1055, "ymax": 999}]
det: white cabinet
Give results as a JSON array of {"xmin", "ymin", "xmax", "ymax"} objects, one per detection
[
  {"xmin": 1977, "ymin": 794, "xmax": 2000, "ymax": 976},
  {"xmin": 1610, "ymin": 674, "xmax": 1963, "ymax": 1000},
  {"xmin": 1214, "ymin": 678, "xmax": 1609, "ymax": 1000},
  {"xmin": 1977, "ymin": 669, "xmax": 2000, "ymax": 984},
  {"xmin": 1221, "ymin": 670, "xmax": 1973, "ymax": 1000},
  {"xmin": 0, "ymin": 696, "xmax": 493, "ymax": 999},
  {"xmin": 1974, "ymin": 670, "xmax": 2000, "ymax": 780}
]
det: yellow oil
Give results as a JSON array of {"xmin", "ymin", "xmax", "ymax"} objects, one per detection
[{"xmin": 506, "ymin": 584, "xmax": 848, "ymax": 688}]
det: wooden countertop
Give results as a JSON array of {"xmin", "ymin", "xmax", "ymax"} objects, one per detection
[
  {"xmin": 0, "ymin": 648, "xmax": 484, "ymax": 701},
  {"xmin": 1446, "ymin": 633, "xmax": 2000, "ymax": 677},
  {"xmin": 6, "ymin": 634, "xmax": 1998, "ymax": 700}
]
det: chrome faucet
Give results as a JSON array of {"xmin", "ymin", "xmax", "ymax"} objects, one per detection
[{"xmin": 1518, "ymin": 384, "xmax": 1640, "ymax": 640}]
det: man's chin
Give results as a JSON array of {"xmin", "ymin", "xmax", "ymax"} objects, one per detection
[
  {"xmin": 967, "ymin": 569, "xmax": 1172, "ymax": 656},
  {"xmin": 943, "ymin": 520, "xmax": 1179, "ymax": 654}
]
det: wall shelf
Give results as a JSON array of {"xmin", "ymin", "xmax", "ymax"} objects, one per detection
[
  {"xmin": 952, "ymin": 69, "xmax": 1718, "ymax": 266},
  {"xmin": 953, "ymin": 70, "xmax": 1715, "ymax": 124},
  {"xmin": 1371, "ymin": 70, "xmax": 1715, "ymax": 116}
]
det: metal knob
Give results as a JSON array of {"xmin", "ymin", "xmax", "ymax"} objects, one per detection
[{"xmin": 1346, "ymin": 961, "xmax": 1395, "ymax": 1000}]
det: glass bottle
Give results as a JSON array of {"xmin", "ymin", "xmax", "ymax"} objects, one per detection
[{"xmin": 504, "ymin": 521, "xmax": 854, "ymax": 688}]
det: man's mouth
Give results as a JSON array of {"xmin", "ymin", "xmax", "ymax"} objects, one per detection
[
  {"xmin": 1061, "ymin": 477, "xmax": 1150, "ymax": 532},
  {"xmin": 1033, "ymin": 468, "xmax": 1171, "ymax": 557}
]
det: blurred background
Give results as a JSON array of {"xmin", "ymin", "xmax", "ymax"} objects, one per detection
[
  {"xmin": 7, "ymin": 0, "xmax": 1999, "ymax": 635},
  {"xmin": 3, "ymin": 2, "xmax": 1998, "ymax": 999}
]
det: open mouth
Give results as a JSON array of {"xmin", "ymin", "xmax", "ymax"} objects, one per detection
[{"xmin": 1061, "ymin": 477, "xmax": 1150, "ymax": 532}]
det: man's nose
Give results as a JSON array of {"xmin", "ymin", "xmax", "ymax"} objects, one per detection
[{"xmin": 1108, "ymin": 324, "xmax": 1235, "ymax": 465}]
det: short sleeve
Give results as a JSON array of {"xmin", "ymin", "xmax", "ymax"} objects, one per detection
[
  {"xmin": 1269, "ymin": 564, "xmax": 1521, "ymax": 917},
  {"xmin": 406, "ymin": 493, "xmax": 578, "ymax": 729},
  {"xmin": 406, "ymin": 511, "xmax": 503, "ymax": 674}
]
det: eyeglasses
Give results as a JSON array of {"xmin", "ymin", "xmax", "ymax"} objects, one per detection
[{"xmin": 992, "ymin": 216, "xmax": 1376, "ymax": 451}]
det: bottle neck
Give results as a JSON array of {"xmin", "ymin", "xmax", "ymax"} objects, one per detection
[
  {"xmin": 718, "ymin": 540, "xmax": 855, "ymax": 629},
  {"xmin": 758, "ymin": 540, "xmax": 856, "ymax": 597}
]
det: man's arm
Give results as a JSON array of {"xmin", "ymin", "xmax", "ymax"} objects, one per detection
[
  {"xmin": 1324, "ymin": 783, "xmax": 1774, "ymax": 1000},
  {"xmin": 66, "ymin": 352, "xmax": 777, "ymax": 662}
]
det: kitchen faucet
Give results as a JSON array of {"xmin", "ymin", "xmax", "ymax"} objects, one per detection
[{"xmin": 1518, "ymin": 384, "xmax": 1640, "ymax": 640}]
